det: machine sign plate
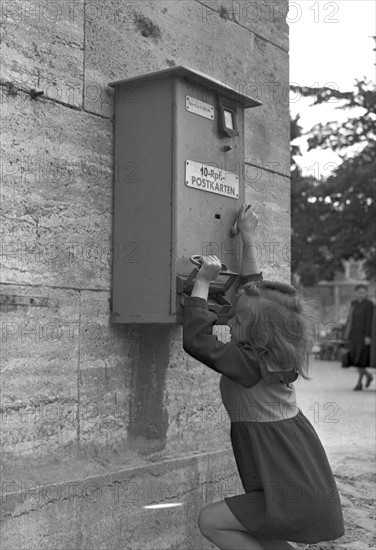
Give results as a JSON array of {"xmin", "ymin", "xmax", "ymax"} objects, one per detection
[
  {"xmin": 185, "ymin": 96, "xmax": 214, "ymax": 120},
  {"xmin": 185, "ymin": 160, "xmax": 239, "ymax": 199}
]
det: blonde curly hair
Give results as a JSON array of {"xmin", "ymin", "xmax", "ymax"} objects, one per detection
[{"xmin": 235, "ymin": 281, "xmax": 317, "ymax": 380}]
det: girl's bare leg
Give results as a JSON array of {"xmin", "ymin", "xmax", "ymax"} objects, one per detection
[{"xmin": 198, "ymin": 501, "xmax": 295, "ymax": 550}]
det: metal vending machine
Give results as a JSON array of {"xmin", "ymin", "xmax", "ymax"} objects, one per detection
[{"xmin": 109, "ymin": 66, "xmax": 261, "ymax": 324}]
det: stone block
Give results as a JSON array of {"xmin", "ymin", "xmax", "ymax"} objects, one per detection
[
  {"xmin": 244, "ymin": 40, "xmax": 290, "ymax": 171},
  {"xmin": 78, "ymin": 289, "xmax": 140, "ymax": 455},
  {"xmin": 0, "ymin": 0, "xmax": 84, "ymax": 108},
  {"xmin": 1, "ymin": 93, "xmax": 113, "ymax": 289},
  {"xmin": 245, "ymin": 171, "xmax": 291, "ymax": 281},
  {"xmin": 1, "ymin": 450, "xmax": 239, "ymax": 550},
  {"xmin": 0, "ymin": 284, "xmax": 79, "ymax": 462},
  {"xmin": 164, "ymin": 327, "xmax": 232, "ymax": 456},
  {"xmin": 197, "ymin": 0, "xmax": 289, "ymax": 50}
]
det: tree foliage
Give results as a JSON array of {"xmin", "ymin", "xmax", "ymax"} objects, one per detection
[{"xmin": 291, "ymin": 79, "xmax": 376, "ymax": 285}]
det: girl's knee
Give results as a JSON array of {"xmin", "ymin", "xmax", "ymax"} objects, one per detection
[{"xmin": 197, "ymin": 504, "xmax": 215, "ymax": 536}]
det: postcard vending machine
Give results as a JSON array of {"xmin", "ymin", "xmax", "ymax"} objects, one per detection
[{"xmin": 109, "ymin": 66, "xmax": 261, "ymax": 324}]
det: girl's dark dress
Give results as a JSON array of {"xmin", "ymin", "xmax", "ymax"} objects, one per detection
[{"xmin": 183, "ymin": 274, "xmax": 345, "ymax": 544}]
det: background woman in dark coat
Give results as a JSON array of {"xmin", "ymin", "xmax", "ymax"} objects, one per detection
[
  {"xmin": 344, "ymin": 284, "xmax": 374, "ymax": 390},
  {"xmin": 370, "ymin": 302, "xmax": 376, "ymax": 369}
]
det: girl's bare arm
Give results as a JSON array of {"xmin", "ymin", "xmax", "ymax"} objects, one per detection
[{"xmin": 237, "ymin": 204, "xmax": 260, "ymax": 276}]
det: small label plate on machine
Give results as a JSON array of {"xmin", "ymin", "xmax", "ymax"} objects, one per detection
[
  {"xmin": 185, "ymin": 160, "xmax": 239, "ymax": 199},
  {"xmin": 185, "ymin": 96, "xmax": 214, "ymax": 120}
]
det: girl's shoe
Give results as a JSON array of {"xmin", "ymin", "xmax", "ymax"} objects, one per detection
[
  {"xmin": 353, "ymin": 384, "xmax": 363, "ymax": 391},
  {"xmin": 365, "ymin": 375, "xmax": 374, "ymax": 388}
]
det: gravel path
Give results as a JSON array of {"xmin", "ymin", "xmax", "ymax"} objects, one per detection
[{"xmin": 291, "ymin": 359, "xmax": 376, "ymax": 550}]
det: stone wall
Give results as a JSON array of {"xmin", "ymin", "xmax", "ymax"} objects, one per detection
[{"xmin": 1, "ymin": 1, "xmax": 290, "ymax": 548}]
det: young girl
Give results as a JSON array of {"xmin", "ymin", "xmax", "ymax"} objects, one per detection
[{"xmin": 183, "ymin": 205, "xmax": 345, "ymax": 550}]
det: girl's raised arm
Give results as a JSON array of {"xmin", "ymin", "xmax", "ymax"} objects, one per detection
[{"xmin": 237, "ymin": 204, "xmax": 261, "ymax": 276}]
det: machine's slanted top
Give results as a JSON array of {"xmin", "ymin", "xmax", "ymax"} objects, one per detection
[{"xmin": 108, "ymin": 65, "xmax": 262, "ymax": 109}]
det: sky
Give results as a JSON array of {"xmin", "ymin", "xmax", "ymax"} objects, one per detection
[{"xmin": 289, "ymin": 0, "xmax": 376, "ymax": 178}]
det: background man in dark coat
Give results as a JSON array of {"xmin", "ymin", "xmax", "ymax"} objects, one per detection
[{"xmin": 345, "ymin": 284, "xmax": 374, "ymax": 390}]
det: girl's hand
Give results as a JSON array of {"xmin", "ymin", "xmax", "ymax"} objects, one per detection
[
  {"xmin": 237, "ymin": 204, "xmax": 258, "ymax": 239},
  {"xmin": 195, "ymin": 255, "xmax": 222, "ymax": 283}
]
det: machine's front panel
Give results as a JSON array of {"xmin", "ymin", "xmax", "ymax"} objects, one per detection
[{"xmin": 171, "ymin": 77, "xmax": 245, "ymax": 315}]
